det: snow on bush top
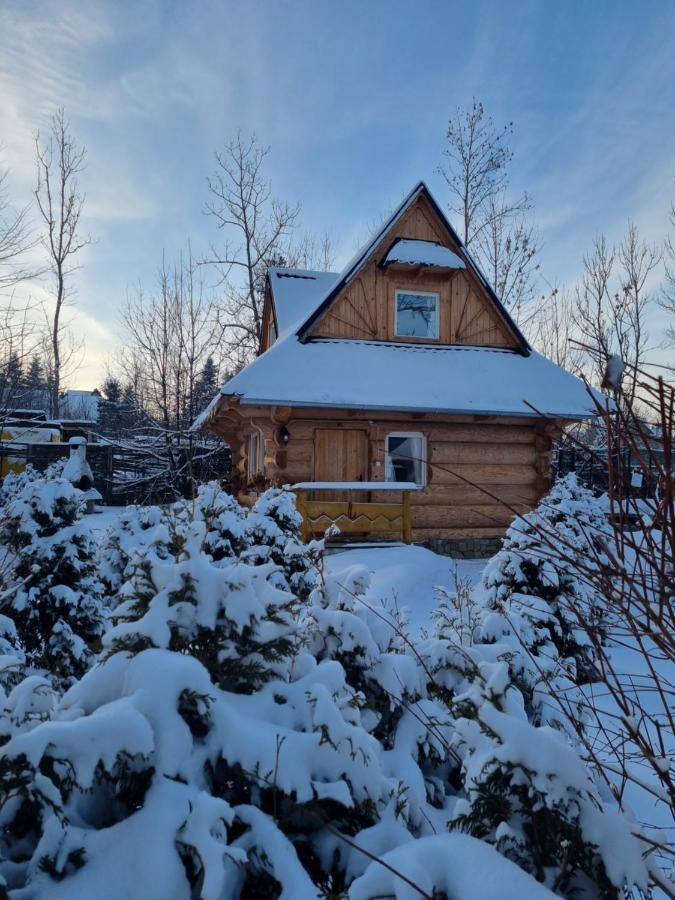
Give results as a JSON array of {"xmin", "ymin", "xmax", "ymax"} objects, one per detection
[{"xmin": 0, "ymin": 477, "xmax": 654, "ymax": 898}]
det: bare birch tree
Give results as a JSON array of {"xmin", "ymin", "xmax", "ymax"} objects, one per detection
[
  {"xmin": 573, "ymin": 225, "xmax": 659, "ymax": 409},
  {"xmin": 34, "ymin": 108, "xmax": 89, "ymax": 417},
  {"xmin": 205, "ymin": 132, "xmax": 300, "ymax": 360},
  {"xmin": 439, "ymin": 99, "xmax": 540, "ymax": 321}
]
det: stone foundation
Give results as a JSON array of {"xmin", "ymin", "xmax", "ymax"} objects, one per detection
[{"xmin": 421, "ymin": 537, "xmax": 502, "ymax": 559}]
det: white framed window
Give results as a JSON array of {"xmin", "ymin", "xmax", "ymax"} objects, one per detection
[
  {"xmin": 247, "ymin": 432, "xmax": 265, "ymax": 481},
  {"xmin": 395, "ymin": 290, "xmax": 439, "ymax": 339},
  {"xmin": 385, "ymin": 432, "xmax": 427, "ymax": 487}
]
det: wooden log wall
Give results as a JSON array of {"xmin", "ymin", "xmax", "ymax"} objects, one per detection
[{"xmin": 209, "ymin": 403, "xmax": 556, "ymax": 541}]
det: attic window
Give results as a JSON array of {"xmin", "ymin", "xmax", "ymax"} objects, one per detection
[{"xmin": 395, "ymin": 290, "xmax": 439, "ymax": 339}]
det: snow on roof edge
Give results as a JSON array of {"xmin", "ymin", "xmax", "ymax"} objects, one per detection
[
  {"xmin": 205, "ymin": 332, "xmax": 602, "ymax": 422},
  {"xmin": 225, "ymin": 396, "xmax": 597, "ymax": 421},
  {"xmin": 191, "ymin": 391, "xmax": 223, "ymax": 431}
]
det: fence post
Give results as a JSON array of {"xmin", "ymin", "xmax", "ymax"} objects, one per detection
[
  {"xmin": 296, "ymin": 490, "xmax": 310, "ymax": 542},
  {"xmin": 401, "ymin": 490, "xmax": 412, "ymax": 544}
]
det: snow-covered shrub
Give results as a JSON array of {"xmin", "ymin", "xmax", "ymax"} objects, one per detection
[
  {"xmin": 0, "ymin": 526, "xmax": 389, "ymax": 898},
  {"xmin": 450, "ymin": 702, "xmax": 644, "ymax": 898},
  {"xmin": 304, "ymin": 563, "xmax": 428, "ymax": 748},
  {"xmin": 0, "ymin": 483, "xmax": 653, "ymax": 899},
  {"xmin": 192, "ymin": 480, "xmax": 248, "ymax": 563},
  {"xmin": 101, "ymin": 486, "xmax": 315, "ymax": 596},
  {"xmin": 0, "ymin": 468, "xmax": 37, "ymax": 506},
  {"xmin": 0, "ymin": 607, "xmax": 59, "ymax": 752},
  {"xmin": 107, "ymin": 521, "xmax": 300, "ymax": 693},
  {"xmin": 0, "ymin": 615, "xmax": 58, "ymax": 748},
  {"xmin": 348, "ymin": 832, "xmax": 559, "ymax": 900},
  {"xmin": 406, "ymin": 553, "xmax": 648, "ymax": 899},
  {"xmin": 0, "ymin": 461, "xmax": 66, "ymax": 506},
  {"xmin": 243, "ymin": 488, "xmax": 319, "ymax": 598},
  {"xmin": 482, "ymin": 474, "xmax": 611, "ymax": 681},
  {"xmin": 0, "ymin": 477, "xmax": 106, "ymax": 685},
  {"xmin": 99, "ymin": 503, "xmax": 175, "ymax": 594}
]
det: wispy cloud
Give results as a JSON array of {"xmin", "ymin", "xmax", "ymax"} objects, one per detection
[{"xmin": 2, "ymin": 0, "xmax": 674, "ymax": 388}]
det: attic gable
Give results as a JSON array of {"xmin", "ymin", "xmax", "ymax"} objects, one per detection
[{"xmin": 300, "ymin": 183, "xmax": 527, "ymax": 352}]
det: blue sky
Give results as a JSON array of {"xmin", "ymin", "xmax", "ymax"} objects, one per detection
[{"xmin": 1, "ymin": 0, "xmax": 674, "ymax": 387}]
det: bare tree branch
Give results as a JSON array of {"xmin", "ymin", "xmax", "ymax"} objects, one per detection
[
  {"xmin": 658, "ymin": 201, "xmax": 675, "ymax": 350},
  {"xmin": 438, "ymin": 99, "xmax": 540, "ymax": 321},
  {"xmin": 203, "ymin": 132, "xmax": 300, "ymax": 360},
  {"xmin": 573, "ymin": 226, "xmax": 659, "ymax": 409},
  {"xmin": 0, "ymin": 160, "xmax": 40, "ymax": 292},
  {"xmin": 34, "ymin": 108, "xmax": 90, "ymax": 417}
]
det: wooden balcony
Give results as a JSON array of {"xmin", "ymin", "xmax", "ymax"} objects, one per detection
[{"xmin": 290, "ymin": 481, "xmax": 417, "ymax": 543}]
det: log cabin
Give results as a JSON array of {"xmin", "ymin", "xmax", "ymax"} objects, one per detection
[{"xmin": 194, "ymin": 182, "xmax": 599, "ymax": 554}]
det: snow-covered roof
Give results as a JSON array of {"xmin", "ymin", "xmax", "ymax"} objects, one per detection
[
  {"xmin": 192, "ymin": 182, "xmax": 597, "ymax": 430},
  {"xmin": 268, "ymin": 267, "xmax": 339, "ymax": 335},
  {"xmin": 58, "ymin": 390, "xmax": 100, "ymax": 422},
  {"xmin": 206, "ymin": 336, "xmax": 601, "ymax": 421},
  {"xmin": 383, "ymin": 239, "xmax": 466, "ymax": 270}
]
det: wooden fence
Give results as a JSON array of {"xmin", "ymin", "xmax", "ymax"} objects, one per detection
[
  {"xmin": 0, "ymin": 441, "xmax": 114, "ymax": 498},
  {"xmin": 553, "ymin": 444, "xmax": 662, "ymax": 499},
  {"xmin": 0, "ymin": 439, "xmax": 230, "ymax": 505},
  {"xmin": 291, "ymin": 482, "xmax": 416, "ymax": 543}
]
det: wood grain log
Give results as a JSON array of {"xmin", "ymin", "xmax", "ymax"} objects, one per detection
[{"xmin": 429, "ymin": 442, "xmax": 536, "ymax": 466}]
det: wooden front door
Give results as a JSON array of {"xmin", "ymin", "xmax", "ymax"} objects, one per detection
[{"xmin": 313, "ymin": 428, "xmax": 369, "ymax": 499}]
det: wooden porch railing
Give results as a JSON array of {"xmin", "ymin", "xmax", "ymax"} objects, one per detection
[{"xmin": 290, "ymin": 481, "xmax": 417, "ymax": 544}]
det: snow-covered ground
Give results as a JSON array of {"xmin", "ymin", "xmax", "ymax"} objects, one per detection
[
  {"xmin": 325, "ymin": 543, "xmax": 486, "ymax": 632},
  {"xmin": 85, "ymin": 504, "xmax": 126, "ymax": 537}
]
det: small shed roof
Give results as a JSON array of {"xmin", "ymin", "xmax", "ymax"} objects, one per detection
[{"xmin": 268, "ymin": 267, "xmax": 339, "ymax": 335}]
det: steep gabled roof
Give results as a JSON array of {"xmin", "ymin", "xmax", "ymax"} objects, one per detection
[{"xmin": 296, "ymin": 181, "xmax": 530, "ymax": 353}]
